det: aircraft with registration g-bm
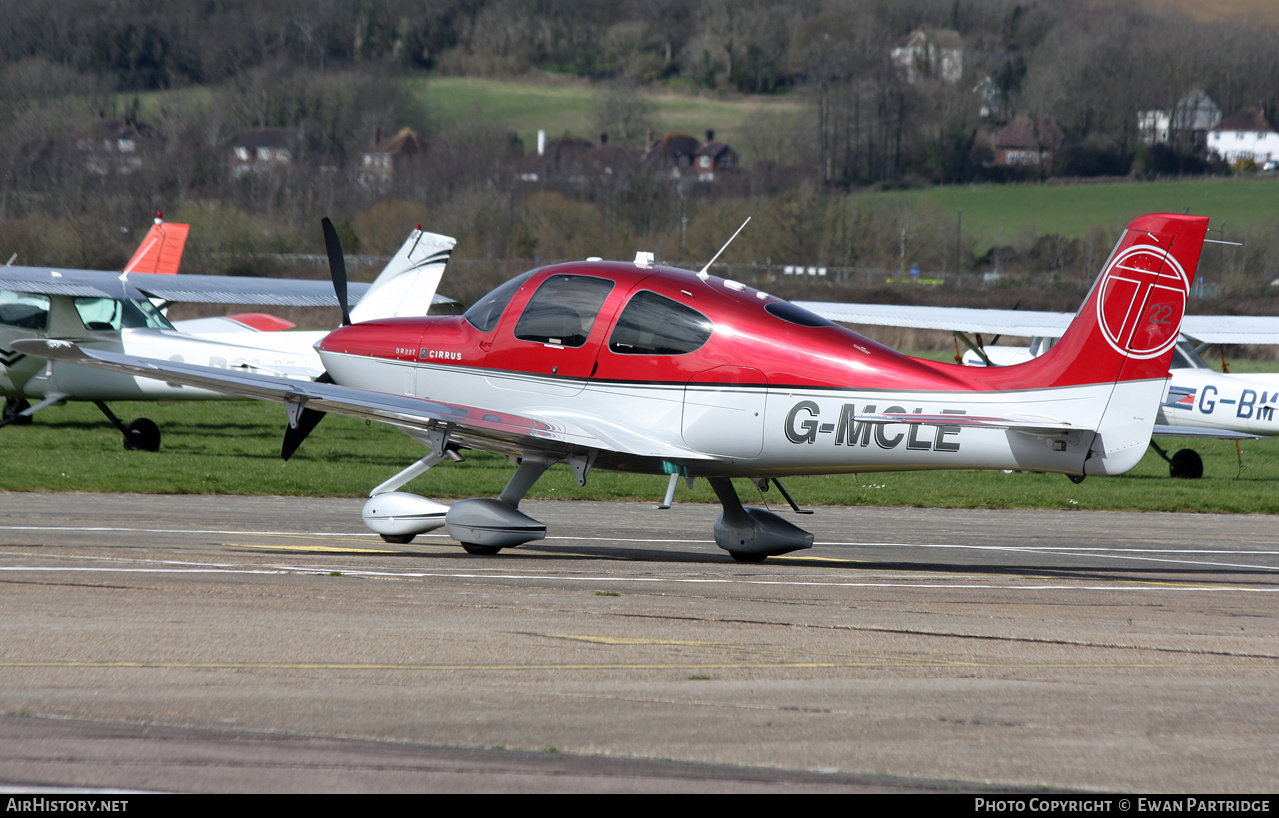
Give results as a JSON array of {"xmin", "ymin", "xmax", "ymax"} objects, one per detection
[
  {"xmin": 1, "ymin": 218, "xmax": 456, "ymax": 450},
  {"xmin": 794, "ymin": 287, "xmax": 1279, "ymax": 479},
  {"xmin": 17, "ymin": 213, "xmax": 1209, "ymax": 562}
]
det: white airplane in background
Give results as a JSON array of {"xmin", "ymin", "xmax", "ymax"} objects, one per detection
[
  {"xmin": 792, "ymin": 301, "xmax": 1279, "ymax": 478},
  {"xmin": 17, "ymin": 213, "xmax": 1213, "ymax": 561},
  {"xmin": 1, "ymin": 218, "xmax": 457, "ymax": 450}
]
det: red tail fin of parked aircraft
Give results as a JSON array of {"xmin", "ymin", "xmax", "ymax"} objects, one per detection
[{"xmin": 122, "ymin": 212, "xmax": 189, "ymax": 275}]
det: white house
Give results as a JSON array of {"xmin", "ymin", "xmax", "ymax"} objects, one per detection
[
  {"xmin": 1137, "ymin": 88, "xmax": 1220, "ymax": 148},
  {"xmin": 891, "ymin": 27, "xmax": 963, "ymax": 84},
  {"xmin": 1207, "ymin": 108, "xmax": 1279, "ymax": 164}
]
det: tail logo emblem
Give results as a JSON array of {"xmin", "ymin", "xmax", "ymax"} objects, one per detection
[{"xmin": 1096, "ymin": 243, "xmax": 1189, "ymax": 360}]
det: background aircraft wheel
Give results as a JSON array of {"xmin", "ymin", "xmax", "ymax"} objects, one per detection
[
  {"xmin": 728, "ymin": 551, "xmax": 768, "ymax": 563},
  {"xmin": 1169, "ymin": 448, "xmax": 1204, "ymax": 479},
  {"xmin": 3, "ymin": 398, "xmax": 32, "ymax": 426},
  {"xmin": 380, "ymin": 533, "xmax": 415, "ymax": 544},
  {"xmin": 123, "ymin": 418, "xmax": 161, "ymax": 452},
  {"xmin": 461, "ymin": 543, "xmax": 502, "ymax": 555}
]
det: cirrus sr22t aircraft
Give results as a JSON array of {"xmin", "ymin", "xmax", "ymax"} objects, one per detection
[{"xmin": 18, "ymin": 213, "xmax": 1208, "ymax": 562}]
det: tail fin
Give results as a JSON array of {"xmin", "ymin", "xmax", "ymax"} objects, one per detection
[
  {"xmin": 1023, "ymin": 213, "xmax": 1209, "ymax": 474},
  {"xmin": 122, "ymin": 213, "xmax": 189, "ymax": 275},
  {"xmin": 348, "ymin": 228, "xmax": 456, "ymax": 323}
]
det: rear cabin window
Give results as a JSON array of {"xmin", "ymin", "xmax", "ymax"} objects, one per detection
[
  {"xmin": 74, "ymin": 297, "xmax": 173, "ymax": 331},
  {"xmin": 766, "ymin": 301, "xmax": 834, "ymax": 328},
  {"xmin": 514, "ymin": 274, "xmax": 614, "ymax": 347},
  {"xmin": 0, "ymin": 291, "xmax": 50, "ymax": 330},
  {"xmin": 608, "ymin": 291, "xmax": 713, "ymax": 355}
]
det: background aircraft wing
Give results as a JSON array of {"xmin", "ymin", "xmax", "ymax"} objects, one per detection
[
  {"xmin": 13, "ymin": 339, "xmax": 724, "ymax": 463},
  {"xmin": 798, "ymin": 301, "xmax": 1279, "ymax": 347},
  {"xmin": 1180, "ymin": 316, "xmax": 1279, "ymax": 346},
  {"xmin": 0, "ymin": 267, "xmax": 455, "ymax": 310},
  {"xmin": 794, "ymin": 302, "xmax": 1074, "ymax": 338},
  {"xmin": 1154, "ymin": 424, "xmax": 1262, "ymax": 440},
  {"xmin": 129, "ymin": 273, "xmax": 456, "ymax": 310}
]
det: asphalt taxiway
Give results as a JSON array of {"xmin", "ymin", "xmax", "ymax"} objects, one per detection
[{"xmin": 1, "ymin": 493, "xmax": 1277, "ymax": 792}]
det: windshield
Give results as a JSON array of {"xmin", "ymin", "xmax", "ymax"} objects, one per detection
[{"xmin": 464, "ymin": 270, "xmax": 536, "ymax": 333}]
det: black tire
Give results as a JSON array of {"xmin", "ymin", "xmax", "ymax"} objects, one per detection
[
  {"xmin": 380, "ymin": 533, "xmax": 415, "ymax": 544},
  {"xmin": 3, "ymin": 398, "xmax": 32, "ymax": 426},
  {"xmin": 1169, "ymin": 448, "xmax": 1204, "ymax": 479},
  {"xmin": 461, "ymin": 543, "xmax": 502, "ymax": 555},
  {"xmin": 728, "ymin": 551, "xmax": 768, "ymax": 563},
  {"xmin": 123, "ymin": 418, "xmax": 161, "ymax": 452}
]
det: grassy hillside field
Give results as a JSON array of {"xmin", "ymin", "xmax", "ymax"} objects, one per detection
[
  {"xmin": 415, "ymin": 77, "xmax": 1279, "ymax": 253},
  {"xmin": 417, "ymin": 75, "xmax": 803, "ymax": 155},
  {"xmin": 865, "ymin": 178, "xmax": 1279, "ymax": 253}
]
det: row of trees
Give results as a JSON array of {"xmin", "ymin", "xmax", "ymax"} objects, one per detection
[
  {"xmin": 3, "ymin": 0, "xmax": 1279, "ymax": 319},
  {"xmin": 6, "ymin": 1, "xmax": 1279, "ymax": 187}
]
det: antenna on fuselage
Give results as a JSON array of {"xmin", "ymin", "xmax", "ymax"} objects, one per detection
[{"xmin": 697, "ymin": 217, "xmax": 750, "ymax": 281}]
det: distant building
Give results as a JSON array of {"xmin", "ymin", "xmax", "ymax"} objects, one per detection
[
  {"xmin": 358, "ymin": 127, "xmax": 427, "ymax": 189},
  {"xmin": 891, "ymin": 27, "xmax": 963, "ymax": 84},
  {"xmin": 230, "ymin": 128, "xmax": 301, "ymax": 177},
  {"xmin": 76, "ymin": 118, "xmax": 147, "ymax": 175},
  {"xmin": 1207, "ymin": 108, "xmax": 1279, "ymax": 164},
  {"xmin": 1138, "ymin": 89, "xmax": 1220, "ymax": 149},
  {"xmin": 641, "ymin": 132, "xmax": 702, "ymax": 172},
  {"xmin": 693, "ymin": 131, "xmax": 739, "ymax": 182},
  {"xmin": 641, "ymin": 131, "xmax": 739, "ymax": 182},
  {"xmin": 516, "ymin": 132, "xmax": 634, "ymax": 184},
  {"xmin": 994, "ymin": 115, "xmax": 1069, "ymax": 168}
]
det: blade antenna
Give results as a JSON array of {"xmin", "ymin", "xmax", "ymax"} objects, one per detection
[
  {"xmin": 321, "ymin": 217, "xmax": 352, "ymax": 326},
  {"xmin": 697, "ymin": 217, "xmax": 750, "ymax": 280}
]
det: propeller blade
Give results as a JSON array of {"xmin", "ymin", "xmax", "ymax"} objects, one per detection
[
  {"xmin": 281, "ymin": 372, "xmax": 333, "ymax": 461},
  {"xmin": 321, "ymin": 217, "xmax": 352, "ymax": 326}
]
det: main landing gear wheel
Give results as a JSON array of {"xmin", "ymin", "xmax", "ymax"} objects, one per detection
[
  {"xmin": 123, "ymin": 418, "xmax": 161, "ymax": 452},
  {"xmin": 3, "ymin": 398, "xmax": 32, "ymax": 426},
  {"xmin": 461, "ymin": 543, "xmax": 503, "ymax": 555},
  {"xmin": 380, "ymin": 533, "xmax": 415, "ymax": 544},
  {"xmin": 1169, "ymin": 448, "xmax": 1204, "ymax": 479},
  {"xmin": 728, "ymin": 551, "xmax": 769, "ymax": 563}
]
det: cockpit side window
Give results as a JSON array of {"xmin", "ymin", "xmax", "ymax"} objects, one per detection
[
  {"xmin": 1170, "ymin": 340, "xmax": 1211, "ymax": 370},
  {"xmin": 514, "ymin": 275, "xmax": 614, "ymax": 347},
  {"xmin": 464, "ymin": 270, "xmax": 536, "ymax": 333},
  {"xmin": 74, "ymin": 297, "xmax": 174, "ymax": 331},
  {"xmin": 0, "ymin": 290, "xmax": 50, "ymax": 330},
  {"xmin": 608, "ymin": 291, "xmax": 713, "ymax": 355}
]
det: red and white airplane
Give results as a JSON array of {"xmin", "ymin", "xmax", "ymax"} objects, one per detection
[{"xmin": 16, "ymin": 213, "xmax": 1209, "ymax": 561}]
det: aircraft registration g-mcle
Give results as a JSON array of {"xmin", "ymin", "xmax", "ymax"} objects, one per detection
[{"xmin": 18, "ymin": 213, "xmax": 1209, "ymax": 562}]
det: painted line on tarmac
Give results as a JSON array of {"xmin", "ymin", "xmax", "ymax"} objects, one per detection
[
  {"xmin": 1, "ymin": 658, "xmax": 1274, "ymax": 671},
  {"xmin": 0, "ymin": 525, "xmax": 372, "ymax": 537},
  {"xmin": 816, "ymin": 542, "xmax": 1279, "ymax": 573},
  {"xmin": 9, "ymin": 561, "xmax": 1269, "ymax": 594},
  {"xmin": 231, "ymin": 543, "xmax": 398, "ymax": 554}
]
